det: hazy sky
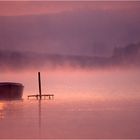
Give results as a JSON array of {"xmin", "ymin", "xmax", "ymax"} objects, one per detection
[{"xmin": 0, "ymin": 1, "xmax": 140, "ymax": 57}]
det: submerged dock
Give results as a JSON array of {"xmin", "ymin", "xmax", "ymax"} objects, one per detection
[
  {"xmin": 28, "ymin": 94, "xmax": 54, "ymax": 100},
  {"xmin": 28, "ymin": 72, "xmax": 54, "ymax": 100}
]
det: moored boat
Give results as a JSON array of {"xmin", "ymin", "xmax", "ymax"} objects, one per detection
[{"xmin": 0, "ymin": 82, "xmax": 24, "ymax": 100}]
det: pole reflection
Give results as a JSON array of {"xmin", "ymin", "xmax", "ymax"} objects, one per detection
[{"xmin": 38, "ymin": 99, "xmax": 42, "ymax": 138}]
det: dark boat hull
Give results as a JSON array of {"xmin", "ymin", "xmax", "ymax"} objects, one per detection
[{"xmin": 0, "ymin": 82, "xmax": 24, "ymax": 100}]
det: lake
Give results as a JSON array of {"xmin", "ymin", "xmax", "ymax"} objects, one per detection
[{"xmin": 0, "ymin": 69, "xmax": 140, "ymax": 139}]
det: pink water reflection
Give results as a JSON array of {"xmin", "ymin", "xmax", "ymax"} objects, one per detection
[
  {"xmin": 0, "ymin": 69, "xmax": 140, "ymax": 138},
  {"xmin": 0, "ymin": 98, "xmax": 140, "ymax": 139}
]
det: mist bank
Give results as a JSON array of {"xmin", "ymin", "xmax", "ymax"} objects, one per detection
[{"xmin": 0, "ymin": 42, "xmax": 140, "ymax": 71}]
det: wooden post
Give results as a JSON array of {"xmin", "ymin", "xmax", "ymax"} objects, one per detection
[{"xmin": 38, "ymin": 72, "xmax": 42, "ymax": 100}]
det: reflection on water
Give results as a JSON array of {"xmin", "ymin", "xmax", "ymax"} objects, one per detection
[
  {"xmin": 0, "ymin": 69, "xmax": 140, "ymax": 138},
  {"xmin": 38, "ymin": 99, "xmax": 42, "ymax": 138},
  {"xmin": 0, "ymin": 97, "xmax": 140, "ymax": 139},
  {"xmin": 0, "ymin": 102, "xmax": 5, "ymax": 119}
]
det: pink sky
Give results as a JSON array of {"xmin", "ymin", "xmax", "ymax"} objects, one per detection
[
  {"xmin": 0, "ymin": 1, "xmax": 139, "ymax": 16},
  {"xmin": 0, "ymin": 1, "xmax": 140, "ymax": 69}
]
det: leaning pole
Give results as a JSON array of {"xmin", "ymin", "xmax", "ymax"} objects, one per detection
[{"xmin": 38, "ymin": 72, "xmax": 42, "ymax": 100}]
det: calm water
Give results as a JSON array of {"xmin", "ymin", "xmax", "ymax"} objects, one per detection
[{"xmin": 0, "ymin": 69, "xmax": 140, "ymax": 139}]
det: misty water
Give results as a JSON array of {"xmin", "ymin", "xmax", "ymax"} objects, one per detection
[{"xmin": 0, "ymin": 69, "xmax": 140, "ymax": 139}]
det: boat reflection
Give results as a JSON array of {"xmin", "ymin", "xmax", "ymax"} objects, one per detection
[
  {"xmin": 0, "ymin": 102, "xmax": 5, "ymax": 119},
  {"xmin": 0, "ymin": 100, "xmax": 24, "ymax": 120}
]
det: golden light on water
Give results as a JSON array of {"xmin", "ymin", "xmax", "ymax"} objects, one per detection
[
  {"xmin": 0, "ymin": 102, "xmax": 5, "ymax": 119},
  {"xmin": 0, "ymin": 102, "xmax": 5, "ymax": 110}
]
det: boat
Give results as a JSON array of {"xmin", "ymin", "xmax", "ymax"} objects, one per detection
[{"xmin": 0, "ymin": 82, "xmax": 24, "ymax": 100}]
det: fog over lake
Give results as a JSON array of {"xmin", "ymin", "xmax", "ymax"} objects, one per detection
[{"xmin": 0, "ymin": 1, "xmax": 140, "ymax": 139}]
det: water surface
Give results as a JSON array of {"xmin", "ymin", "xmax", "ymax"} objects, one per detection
[{"xmin": 0, "ymin": 69, "xmax": 140, "ymax": 139}]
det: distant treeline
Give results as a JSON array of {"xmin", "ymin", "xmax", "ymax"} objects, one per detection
[{"xmin": 0, "ymin": 42, "xmax": 140, "ymax": 70}]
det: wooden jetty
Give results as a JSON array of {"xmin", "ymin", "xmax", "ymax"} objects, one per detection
[{"xmin": 28, "ymin": 72, "xmax": 54, "ymax": 100}]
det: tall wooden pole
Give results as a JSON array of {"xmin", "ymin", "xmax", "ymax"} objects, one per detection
[{"xmin": 38, "ymin": 72, "xmax": 42, "ymax": 100}]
